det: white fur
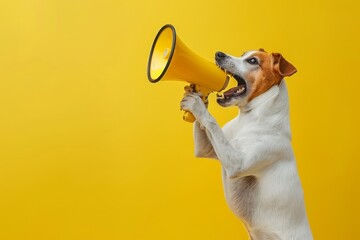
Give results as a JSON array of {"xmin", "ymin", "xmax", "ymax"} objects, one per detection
[{"xmin": 180, "ymin": 51, "xmax": 313, "ymax": 239}]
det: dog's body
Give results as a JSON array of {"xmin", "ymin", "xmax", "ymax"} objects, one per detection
[{"xmin": 181, "ymin": 50, "xmax": 312, "ymax": 239}]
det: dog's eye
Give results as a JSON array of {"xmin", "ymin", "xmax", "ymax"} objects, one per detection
[{"xmin": 246, "ymin": 57, "xmax": 258, "ymax": 65}]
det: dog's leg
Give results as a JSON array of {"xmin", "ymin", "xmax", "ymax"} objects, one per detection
[
  {"xmin": 193, "ymin": 121, "xmax": 218, "ymax": 159},
  {"xmin": 181, "ymin": 93, "xmax": 244, "ymax": 177},
  {"xmin": 183, "ymin": 85, "xmax": 217, "ymax": 159},
  {"xmin": 201, "ymin": 119, "xmax": 245, "ymax": 178}
]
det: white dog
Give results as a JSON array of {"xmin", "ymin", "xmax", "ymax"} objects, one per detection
[{"xmin": 180, "ymin": 49, "xmax": 312, "ymax": 240}]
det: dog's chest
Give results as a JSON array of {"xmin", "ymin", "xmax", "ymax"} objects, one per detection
[
  {"xmin": 222, "ymin": 117, "xmax": 246, "ymax": 140},
  {"xmin": 222, "ymin": 170, "xmax": 258, "ymax": 222},
  {"xmin": 222, "ymin": 115, "xmax": 260, "ymax": 145},
  {"xmin": 220, "ymin": 116, "xmax": 264, "ymax": 222}
]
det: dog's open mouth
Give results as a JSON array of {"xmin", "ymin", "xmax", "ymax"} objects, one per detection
[{"xmin": 216, "ymin": 66, "xmax": 247, "ymax": 103}]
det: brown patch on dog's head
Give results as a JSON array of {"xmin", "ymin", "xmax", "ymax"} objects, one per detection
[{"xmin": 246, "ymin": 51, "xmax": 297, "ymax": 101}]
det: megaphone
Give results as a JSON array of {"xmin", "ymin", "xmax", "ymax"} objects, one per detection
[{"xmin": 147, "ymin": 24, "xmax": 230, "ymax": 123}]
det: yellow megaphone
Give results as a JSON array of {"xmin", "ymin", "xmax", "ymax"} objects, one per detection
[{"xmin": 147, "ymin": 24, "xmax": 230, "ymax": 123}]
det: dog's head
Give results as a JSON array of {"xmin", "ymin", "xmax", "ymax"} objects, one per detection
[{"xmin": 215, "ymin": 49, "xmax": 297, "ymax": 107}]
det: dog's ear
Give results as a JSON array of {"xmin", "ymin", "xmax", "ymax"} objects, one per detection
[{"xmin": 272, "ymin": 53, "xmax": 297, "ymax": 77}]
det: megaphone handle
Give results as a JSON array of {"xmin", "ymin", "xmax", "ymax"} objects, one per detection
[
  {"xmin": 183, "ymin": 84, "xmax": 209, "ymax": 123},
  {"xmin": 183, "ymin": 111, "xmax": 196, "ymax": 123}
]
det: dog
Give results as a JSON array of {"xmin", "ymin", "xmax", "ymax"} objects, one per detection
[{"xmin": 180, "ymin": 49, "xmax": 313, "ymax": 239}]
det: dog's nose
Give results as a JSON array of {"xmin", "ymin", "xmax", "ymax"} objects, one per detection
[{"xmin": 215, "ymin": 51, "xmax": 226, "ymax": 59}]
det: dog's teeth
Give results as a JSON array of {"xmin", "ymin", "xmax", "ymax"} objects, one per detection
[{"xmin": 217, "ymin": 93, "xmax": 225, "ymax": 100}]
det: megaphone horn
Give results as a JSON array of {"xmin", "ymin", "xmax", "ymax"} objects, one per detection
[{"xmin": 147, "ymin": 24, "xmax": 230, "ymax": 123}]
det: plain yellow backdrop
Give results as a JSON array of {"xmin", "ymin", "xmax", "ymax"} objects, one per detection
[{"xmin": 0, "ymin": 0, "xmax": 359, "ymax": 239}]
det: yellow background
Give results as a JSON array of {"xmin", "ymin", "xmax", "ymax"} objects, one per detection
[{"xmin": 0, "ymin": 0, "xmax": 359, "ymax": 239}]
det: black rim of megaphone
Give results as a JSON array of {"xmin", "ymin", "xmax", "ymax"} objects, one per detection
[{"xmin": 147, "ymin": 24, "xmax": 176, "ymax": 83}]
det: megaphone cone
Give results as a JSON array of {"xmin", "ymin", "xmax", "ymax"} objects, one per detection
[{"xmin": 147, "ymin": 24, "xmax": 230, "ymax": 123}]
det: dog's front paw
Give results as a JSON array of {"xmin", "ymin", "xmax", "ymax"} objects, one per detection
[{"xmin": 180, "ymin": 93, "xmax": 208, "ymax": 121}]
